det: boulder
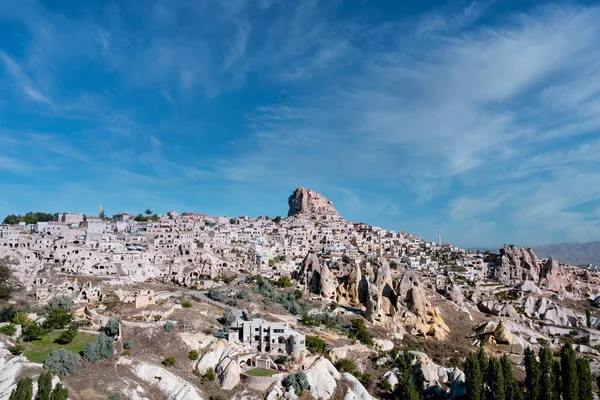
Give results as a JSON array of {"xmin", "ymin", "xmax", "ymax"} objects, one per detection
[
  {"xmin": 518, "ymin": 281, "xmax": 542, "ymax": 294},
  {"xmin": 220, "ymin": 359, "xmax": 242, "ymax": 390}
]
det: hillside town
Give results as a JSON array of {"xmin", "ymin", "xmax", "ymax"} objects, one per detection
[{"xmin": 1, "ymin": 188, "xmax": 600, "ymax": 400}]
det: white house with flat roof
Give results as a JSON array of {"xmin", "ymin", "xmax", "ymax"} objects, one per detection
[{"xmin": 227, "ymin": 317, "xmax": 305, "ymax": 355}]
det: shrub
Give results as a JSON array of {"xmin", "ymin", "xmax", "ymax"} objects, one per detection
[
  {"xmin": 221, "ymin": 310, "xmax": 236, "ymax": 328},
  {"xmin": 207, "ymin": 289, "xmax": 224, "ymax": 302},
  {"xmin": 163, "ymin": 322, "xmax": 174, "ymax": 333},
  {"xmin": 46, "ymin": 296, "xmax": 74, "ymax": 311},
  {"xmin": 13, "ymin": 312, "xmax": 33, "ymax": 327},
  {"xmin": 123, "ymin": 340, "xmax": 133, "ymax": 350},
  {"xmin": 204, "ymin": 367, "xmax": 216, "ymax": 381},
  {"xmin": 188, "ymin": 350, "xmax": 199, "ymax": 360},
  {"xmin": 55, "ymin": 328, "xmax": 77, "ymax": 345},
  {"xmin": 276, "ymin": 276, "xmax": 292, "ymax": 288},
  {"xmin": 8, "ymin": 344, "xmax": 25, "ymax": 355},
  {"xmin": 43, "ymin": 309, "xmax": 73, "ymax": 330},
  {"xmin": 280, "ymin": 292, "xmax": 307, "ymax": 315},
  {"xmin": 306, "ymin": 336, "xmax": 328, "ymax": 355},
  {"xmin": 44, "ymin": 348, "xmax": 78, "ymax": 375},
  {"xmin": 254, "ymin": 277, "xmax": 278, "ymax": 303},
  {"xmin": 0, "ymin": 306, "xmax": 16, "ymax": 323},
  {"xmin": 0, "ymin": 324, "xmax": 16, "ymax": 336},
  {"xmin": 22, "ymin": 323, "xmax": 44, "ymax": 342},
  {"xmin": 162, "ymin": 357, "xmax": 176, "ymax": 367},
  {"xmin": 350, "ymin": 319, "xmax": 374, "ymax": 346},
  {"xmin": 103, "ymin": 317, "xmax": 120, "ymax": 337},
  {"xmin": 108, "ymin": 395, "xmax": 121, "ymax": 400},
  {"xmin": 235, "ymin": 290, "xmax": 250, "ymax": 300},
  {"xmin": 180, "ymin": 299, "xmax": 193, "ymax": 308},
  {"xmin": 82, "ymin": 332, "xmax": 114, "ymax": 362},
  {"xmin": 282, "ymin": 372, "xmax": 309, "ymax": 395},
  {"xmin": 10, "ymin": 377, "xmax": 33, "ymax": 400},
  {"xmin": 335, "ymin": 358, "xmax": 358, "ymax": 374}
]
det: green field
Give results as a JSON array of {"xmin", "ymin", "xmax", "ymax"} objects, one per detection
[
  {"xmin": 245, "ymin": 368, "xmax": 277, "ymax": 377},
  {"xmin": 23, "ymin": 331, "xmax": 96, "ymax": 364}
]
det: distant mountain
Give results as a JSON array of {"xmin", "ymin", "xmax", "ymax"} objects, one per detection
[{"xmin": 533, "ymin": 241, "xmax": 600, "ymax": 266}]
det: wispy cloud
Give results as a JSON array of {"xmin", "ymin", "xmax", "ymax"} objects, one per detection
[
  {"xmin": 0, "ymin": 52, "xmax": 52, "ymax": 104},
  {"xmin": 2, "ymin": 0, "xmax": 600, "ymax": 246}
]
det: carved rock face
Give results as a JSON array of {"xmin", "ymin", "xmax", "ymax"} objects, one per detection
[{"xmin": 287, "ymin": 188, "xmax": 340, "ymax": 217}]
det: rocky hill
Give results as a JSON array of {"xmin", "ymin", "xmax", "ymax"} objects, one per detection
[
  {"xmin": 534, "ymin": 241, "xmax": 600, "ymax": 266},
  {"xmin": 287, "ymin": 187, "xmax": 340, "ymax": 217}
]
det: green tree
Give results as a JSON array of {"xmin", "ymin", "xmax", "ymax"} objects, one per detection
[
  {"xmin": 10, "ymin": 377, "xmax": 33, "ymax": 400},
  {"xmin": 501, "ymin": 355, "xmax": 522, "ymax": 400},
  {"xmin": 539, "ymin": 346, "xmax": 556, "ymax": 400},
  {"xmin": 273, "ymin": 216, "xmax": 282, "ymax": 224},
  {"xmin": 221, "ymin": 309, "xmax": 236, "ymax": 329},
  {"xmin": 46, "ymin": 296, "xmax": 73, "ymax": 311},
  {"xmin": 393, "ymin": 350, "xmax": 422, "ymax": 400},
  {"xmin": 49, "ymin": 384, "xmax": 68, "ymax": 400},
  {"xmin": 103, "ymin": 317, "xmax": 120, "ymax": 337},
  {"xmin": 486, "ymin": 358, "xmax": 505, "ymax": 400},
  {"xmin": 3, "ymin": 214, "xmax": 21, "ymax": 224},
  {"xmin": 22, "ymin": 324, "xmax": 44, "ymax": 342},
  {"xmin": 552, "ymin": 361, "xmax": 562, "ymax": 400},
  {"xmin": 585, "ymin": 307, "xmax": 592, "ymax": 328},
  {"xmin": 576, "ymin": 358, "xmax": 593, "ymax": 400},
  {"xmin": 464, "ymin": 352, "xmax": 483, "ymax": 400},
  {"xmin": 188, "ymin": 350, "xmax": 199, "ymax": 360},
  {"xmin": 477, "ymin": 347, "xmax": 489, "ymax": 379},
  {"xmin": 43, "ymin": 309, "xmax": 73, "ymax": 330},
  {"xmin": 276, "ymin": 276, "xmax": 292, "ymax": 288},
  {"xmin": 561, "ymin": 343, "xmax": 579, "ymax": 400},
  {"xmin": 144, "ymin": 209, "xmax": 152, "ymax": 216},
  {"xmin": 35, "ymin": 371, "xmax": 53, "ymax": 400},
  {"xmin": 55, "ymin": 327, "xmax": 77, "ymax": 345},
  {"xmin": 524, "ymin": 347, "xmax": 541, "ymax": 400}
]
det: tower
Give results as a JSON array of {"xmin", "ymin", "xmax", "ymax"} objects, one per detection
[
  {"xmin": 438, "ymin": 235, "xmax": 441, "ymax": 247},
  {"xmin": 99, "ymin": 204, "xmax": 104, "ymax": 218}
]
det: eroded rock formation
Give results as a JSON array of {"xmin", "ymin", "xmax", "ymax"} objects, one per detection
[{"xmin": 288, "ymin": 188, "xmax": 340, "ymax": 217}]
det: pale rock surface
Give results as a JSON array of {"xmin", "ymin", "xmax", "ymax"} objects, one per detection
[
  {"xmin": 134, "ymin": 362, "xmax": 202, "ymax": 400},
  {"xmin": 518, "ymin": 281, "xmax": 542, "ymax": 294},
  {"xmin": 341, "ymin": 372, "xmax": 374, "ymax": 400},
  {"xmin": 382, "ymin": 371, "xmax": 399, "ymax": 390},
  {"xmin": 410, "ymin": 351, "xmax": 466, "ymax": 398},
  {"xmin": 221, "ymin": 359, "xmax": 242, "ymax": 390},
  {"xmin": 288, "ymin": 188, "xmax": 340, "ymax": 217},
  {"xmin": 319, "ymin": 263, "xmax": 337, "ymax": 301},
  {"xmin": 305, "ymin": 358, "xmax": 341, "ymax": 399},
  {"xmin": 539, "ymin": 257, "xmax": 566, "ymax": 294}
]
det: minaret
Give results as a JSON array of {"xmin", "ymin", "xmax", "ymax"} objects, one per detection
[
  {"xmin": 99, "ymin": 204, "xmax": 103, "ymax": 218},
  {"xmin": 378, "ymin": 231, "xmax": 383, "ymax": 257},
  {"xmin": 438, "ymin": 235, "xmax": 441, "ymax": 246}
]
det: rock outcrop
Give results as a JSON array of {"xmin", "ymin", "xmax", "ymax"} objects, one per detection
[
  {"xmin": 539, "ymin": 257, "xmax": 566, "ymax": 294},
  {"xmin": 364, "ymin": 259, "xmax": 449, "ymax": 339},
  {"xmin": 495, "ymin": 245, "xmax": 540, "ymax": 285},
  {"xmin": 288, "ymin": 188, "xmax": 340, "ymax": 217},
  {"xmin": 337, "ymin": 263, "xmax": 362, "ymax": 305}
]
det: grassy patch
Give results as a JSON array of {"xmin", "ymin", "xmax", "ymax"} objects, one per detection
[
  {"xmin": 23, "ymin": 331, "xmax": 96, "ymax": 364},
  {"xmin": 246, "ymin": 368, "xmax": 277, "ymax": 377}
]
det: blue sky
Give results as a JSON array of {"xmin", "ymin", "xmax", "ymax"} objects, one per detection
[{"xmin": 2, "ymin": 0, "xmax": 600, "ymax": 248}]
